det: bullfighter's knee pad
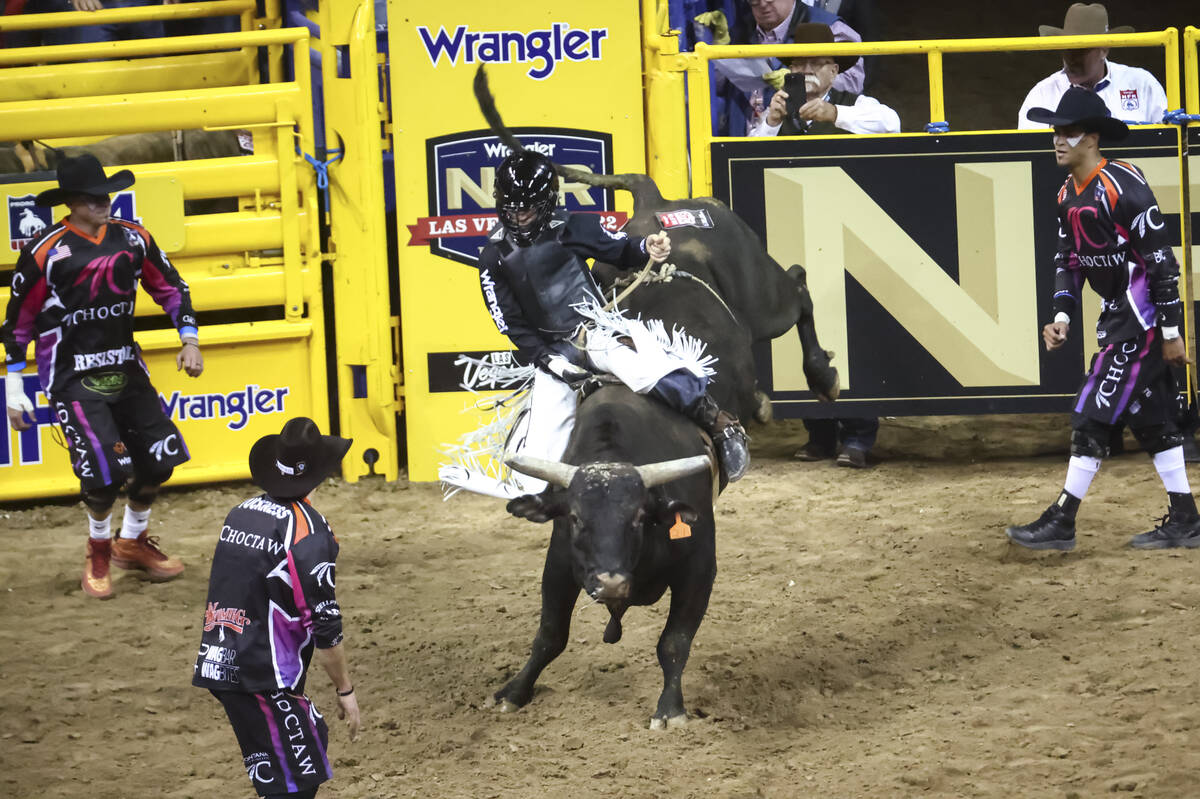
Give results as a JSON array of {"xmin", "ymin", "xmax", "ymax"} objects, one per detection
[
  {"xmin": 1070, "ymin": 427, "xmax": 1111, "ymax": 459},
  {"xmin": 127, "ymin": 465, "xmax": 173, "ymax": 505},
  {"xmin": 1131, "ymin": 424, "xmax": 1185, "ymax": 455},
  {"xmin": 81, "ymin": 483, "xmax": 120, "ymax": 516}
]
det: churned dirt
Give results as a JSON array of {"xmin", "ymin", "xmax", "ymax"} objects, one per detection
[{"xmin": 4, "ymin": 415, "xmax": 1200, "ymax": 799}]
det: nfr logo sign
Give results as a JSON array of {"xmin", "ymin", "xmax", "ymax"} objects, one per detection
[
  {"xmin": 7, "ymin": 194, "xmax": 51, "ymax": 252},
  {"xmin": 409, "ymin": 128, "xmax": 626, "ymax": 266},
  {"xmin": 7, "ymin": 190, "xmax": 140, "ymax": 252},
  {"xmin": 0, "ymin": 375, "xmax": 53, "ymax": 467}
]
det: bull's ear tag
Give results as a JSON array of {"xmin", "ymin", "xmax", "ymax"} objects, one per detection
[{"xmin": 669, "ymin": 512, "xmax": 692, "ymax": 540}]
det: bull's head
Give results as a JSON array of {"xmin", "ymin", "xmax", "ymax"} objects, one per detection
[{"xmin": 505, "ymin": 455, "xmax": 708, "ymax": 603}]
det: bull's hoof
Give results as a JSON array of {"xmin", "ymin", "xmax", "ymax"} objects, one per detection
[
  {"xmin": 753, "ymin": 390, "xmax": 774, "ymax": 423},
  {"xmin": 804, "ymin": 351, "xmax": 840, "ymax": 402},
  {"xmin": 649, "ymin": 713, "xmax": 688, "ymax": 730},
  {"xmin": 484, "ymin": 695, "xmax": 522, "ymax": 713},
  {"xmin": 603, "ymin": 615, "xmax": 623, "ymax": 644}
]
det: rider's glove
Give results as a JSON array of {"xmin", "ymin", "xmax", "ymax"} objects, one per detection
[
  {"xmin": 5, "ymin": 371, "xmax": 34, "ymax": 422},
  {"xmin": 539, "ymin": 354, "xmax": 592, "ymax": 385}
]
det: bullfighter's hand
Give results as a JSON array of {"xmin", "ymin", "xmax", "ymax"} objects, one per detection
[
  {"xmin": 798, "ymin": 98, "xmax": 837, "ymax": 124},
  {"xmin": 1163, "ymin": 336, "xmax": 1191, "ymax": 368},
  {"xmin": 1042, "ymin": 321, "xmax": 1069, "ymax": 351},
  {"xmin": 765, "ymin": 90, "xmax": 789, "ymax": 127},
  {"xmin": 337, "ymin": 689, "xmax": 361, "ymax": 742},
  {"xmin": 177, "ymin": 342, "xmax": 204, "ymax": 377},
  {"xmin": 5, "ymin": 373, "xmax": 34, "ymax": 432},
  {"xmin": 72, "ymin": 0, "xmax": 104, "ymax": 11},
  {"xmin": 646, "ymin": 231, "xmax": 671, "ymax": 263}
]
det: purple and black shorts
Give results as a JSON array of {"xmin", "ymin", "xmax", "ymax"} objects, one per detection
[{"xmin": 212, "ymin": 689, "xmax": 332, "ymax": 797}]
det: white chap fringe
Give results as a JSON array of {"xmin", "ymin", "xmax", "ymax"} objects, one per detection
[
  {"xmin": 438, "ymin": 354, "xmax": 535, "ymax": 500},
  {"xmin": 574, "ymin": 299, "xmax": 717, "ymax": 381}
]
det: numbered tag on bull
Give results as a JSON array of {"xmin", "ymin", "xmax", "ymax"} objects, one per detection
[
  {"xmin": 669, "ymin": 512, "xmax": 692, "ymax": 540},
  {"xmin": 655, "ymin": 209, "xmax": 714, "ymax": 230}
]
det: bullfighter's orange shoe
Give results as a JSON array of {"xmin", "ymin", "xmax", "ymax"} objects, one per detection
[
  {"xmin": 112, "ymin": 532, "xmax": 184, "ymax": 581},
  {"xmin": 82, "ymin": 538, "xmax": 114, "ymax": 599}
]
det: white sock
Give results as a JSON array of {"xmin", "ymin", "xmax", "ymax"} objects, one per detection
[
  {"xmin": 88, "ymin": 514, "xmax": 112, "ymax": 541},
  {"xmin": 1063, "ymin": 455, "xmax": 1102, "ymax": 499},
  {"xmin": 120, "ymin": 506, "xmax": 151, "ymax": 539},
  {"xmin": 1153, "ymin": 446, "xmax": 1190, "ymax": 494}
]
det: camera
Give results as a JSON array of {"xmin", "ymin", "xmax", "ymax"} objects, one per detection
[{"xmin": 781, "ymin": 71, "xmax": 809, "ymax": 129}]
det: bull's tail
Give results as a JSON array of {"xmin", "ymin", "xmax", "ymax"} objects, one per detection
[
  {"xmin": 472, "ymin": 65, "xmax": 525, "ymax": 157},
  {"xmin": 473, "ymin": 65, "xmax": 667, "ymax": 209},
  {"xmin": 555, "ymin": 167, "xmax": 666, "ymax": 209}
]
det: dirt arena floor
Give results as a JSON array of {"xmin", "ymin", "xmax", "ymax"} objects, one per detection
[{"xmin": 4, "ymin": 415, "xmax": 1200, "ymax": 799}]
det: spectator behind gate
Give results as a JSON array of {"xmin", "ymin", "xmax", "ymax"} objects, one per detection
[
  {"xmin": 1017, "ymin": 3, "xmax": 1167, "ymax": 129},
  {"xmin": 715, "ymin": 0, "xmax": 865, "ymax": 136},
  {"xmin": 748, "ymin": 22, "xmax": 898, "ymax": 136},
  {"xmin": 746, "ymin": 21, "xmax": 891, "ymax": 469}
]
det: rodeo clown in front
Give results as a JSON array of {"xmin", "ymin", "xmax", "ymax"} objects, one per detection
[{"xmin": 439, "ymin": 148, "xmax": 751, "ymax": 500}]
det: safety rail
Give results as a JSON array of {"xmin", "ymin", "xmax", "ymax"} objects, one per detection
[
  {"xmin": 1187, "ymin": 26, "xmax": 1199, "ymax": 116},
  {"xmin": 650, "ymin": 29, "xmax": 1182, "ymax": 197},
  {"xmin": 0, "ymin": 0, "xmax": 255, "ymax": 33}
]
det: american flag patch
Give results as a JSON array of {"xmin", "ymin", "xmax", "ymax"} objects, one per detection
[{"xmin": 47, "ymin": 244, "xmax": 70, "ymax": 266}]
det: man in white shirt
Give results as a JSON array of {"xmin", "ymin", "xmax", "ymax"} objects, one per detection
[
  {"xmin": 749, "ymin": 23, "xmax": 899, "ymax": 137},
  {"xmin": 1017, "ymin": 3, "xmax": 1166, "ymax": 129},
  {"xmin": 716, "ymin": 0, "xmax": 866, "ymax": 135}
]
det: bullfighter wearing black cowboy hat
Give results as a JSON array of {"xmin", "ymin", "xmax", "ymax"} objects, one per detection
[
  {"xmin": 1006, "ymin": 88, "xmax": 1200, "ymax": 552},
  {"xmin": 194, "ymin": 417, "xmax": 360, "ymax": 799}
]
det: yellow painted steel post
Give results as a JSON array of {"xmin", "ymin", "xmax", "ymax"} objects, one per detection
[
  {"xmin": 1165, "ymin": 27, "xmax": 1181, "ymax": 113},
  {"xmin": 1186, "ymin": 27, "xmax": 1199, "ymax": 116},
  {"xmin": 276, "ymin": 105, "xmax": 303, "ymax": 322},
  {"xmin": 642, "ymin": 0, "xmax": 689, "ymax": 199},
  {"xmin": 688, "ymin": 44, "xmax": 714, "ymax": 197},
  {"xmin": 927, "ymin": 49, "xmax": 945, "ymax": 127}
]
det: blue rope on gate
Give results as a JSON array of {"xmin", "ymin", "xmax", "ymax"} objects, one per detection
[
  {"xmin": 302, "ymin": 147, "xmax": 344, "ymax": 190},
  {"xmin": 925, "ymin": 120, "xmax": 950, "ymax": 133},
  {"xmin": 1163, "ymin": 108, "xmax": 1200, "ymax": 126}
]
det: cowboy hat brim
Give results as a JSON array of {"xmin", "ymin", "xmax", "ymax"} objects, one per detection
[
  {"xmin": 248, "ymin": 431, "xmax": 353, "ymax": 499},
  {"xmin": 1038, "ymin": 23, "xmax": 1134, "ymax": 35},
  {"xmin": 1026, "ymin": 106, "xmax": 1129, "ymax": 139},
  {"xmin": 34, "ymin": 168, "xmax": 135, "ymax": 207}
]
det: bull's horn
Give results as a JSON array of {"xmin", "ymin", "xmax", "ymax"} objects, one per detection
[
  {"xmin": 636, "ymin": 455, "xmax": 712, "ymax": 488},
  {"xmin": 505, "ymin": 455, "xmax": 579, "ymax": 488}
]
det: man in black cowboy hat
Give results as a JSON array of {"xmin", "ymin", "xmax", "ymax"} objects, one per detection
[
  {"xmin": 1018, "ymin": 3, "xmax": 1167, "ymax": 130},
  {"xmin": 2, "ymin": 152, "xmax": 204, "ymax": 598},
  {"xmin": 1006, "ymin": 87, "xmax": 1200, "ymax": 552},
  {"xmin": 194, "ymin": 416, "xmax": 359, "ymax": 799}
]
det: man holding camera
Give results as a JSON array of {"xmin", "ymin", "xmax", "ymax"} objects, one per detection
[{"xmin": 749, "ymin": 23, "xmax": 899, "ymax": 137}]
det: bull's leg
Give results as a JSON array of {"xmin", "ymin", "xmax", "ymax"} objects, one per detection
[
  {"xmin": 787, "ymin": 264, "xmax": 840, "ymax": 402},
  {"xmin": 491, "ymin": 545, "xmax": 579, "ymax": 712},
  {"xmin": 650, "ymin": 562, "xmax": 715, "ymax": 729}
]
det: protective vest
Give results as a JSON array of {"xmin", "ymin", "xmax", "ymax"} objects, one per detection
[{"xmin": 493, "ymin": 222, "xmax": 602, "ymax": 338}]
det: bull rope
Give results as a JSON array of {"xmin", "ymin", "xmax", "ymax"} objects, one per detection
[{"xmin": 606, "ymin": 261, "xmax": 738, "ymax": 323}]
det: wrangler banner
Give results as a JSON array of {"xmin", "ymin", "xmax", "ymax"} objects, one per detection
[
  {"xmin": 389, "ymin": 0, "xmax": 646, "ymax": 481},
  {"xmin": 712, "ymin": 127, "xmax": 1189, "ymax": 417},
  {"xmin": 1, "ymin": 323, "xmax": 319, "ymax": 500}
]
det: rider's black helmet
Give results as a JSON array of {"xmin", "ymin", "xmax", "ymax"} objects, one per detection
[{"xmin": 493, "ymin": 150, "xmax": 558, "ymax": 245}]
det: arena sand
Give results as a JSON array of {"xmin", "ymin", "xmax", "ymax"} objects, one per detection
[{"xmin": 2, "ymin": 414, "xmax": 1200, "ymax": 799}]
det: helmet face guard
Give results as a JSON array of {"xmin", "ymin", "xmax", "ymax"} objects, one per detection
[{"xmin": 494, "ymin": 151, "xmax": 559, "ymax": 245}]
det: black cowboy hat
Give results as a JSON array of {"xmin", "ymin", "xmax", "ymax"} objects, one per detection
[
  {"xmin": 34, "ymin": 152, "xmax": 135, "ymax": 207},
  {"xmin": 1026, "ymin": 85, "xmax": 1129, "ymax": 140},
  {"xmin": 248, "ymin": 417, "xmax": 352, "ymax": 499},
  {"xmin": 789, "ymin": 23, "xmax": 857, "ymax": 74}
]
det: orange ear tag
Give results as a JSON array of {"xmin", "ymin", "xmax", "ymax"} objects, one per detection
[{"xmin": 669, "ymin": 512, "xmax": 692, "ymax": 540}]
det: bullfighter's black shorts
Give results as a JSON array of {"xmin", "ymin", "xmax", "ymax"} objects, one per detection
[
  {"xmin": 1070, "ymin": 329, "xmax": 1178, "ymax": 435},
  {"xmin": 212, "ymin": 689, "xmax": 332, "ymax": 797},
  {"xmin": 51, "ymin": 368, "xmax": 190, "ymax": 490}
]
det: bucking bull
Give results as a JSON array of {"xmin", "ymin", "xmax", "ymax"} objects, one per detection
[{"xmin": 474, "ymin": 67, "xmax": 839, "ymax": 728}]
